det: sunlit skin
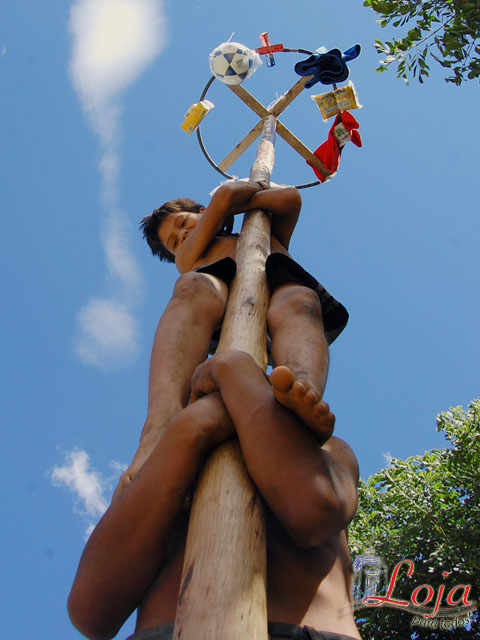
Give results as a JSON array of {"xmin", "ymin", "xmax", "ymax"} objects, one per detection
[
  {"xmin": 157, "ymin": 210, "xmax": 204, "ymax": 255},
  {"xmin": 155, "ymin": 184, "xmax": 332, "ymax": 439},
  {"xmin": 157, "ymin": 209, "xmax": 332, "ymax": 439}
]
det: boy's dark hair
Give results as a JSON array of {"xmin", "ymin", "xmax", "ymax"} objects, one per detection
[{"xmin": 140, "ymin": 198, "xmax": 203, "ymax": 263}]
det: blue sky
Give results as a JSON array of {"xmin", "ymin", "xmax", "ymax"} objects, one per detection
[{"xmin": 1, "ymin": 1, "xmax": 479, "ymax": 638}]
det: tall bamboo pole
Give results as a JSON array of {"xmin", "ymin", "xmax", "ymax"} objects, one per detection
[{"xmin": 173, "ymin": 116, "xmax": 276, "ymax": 640}]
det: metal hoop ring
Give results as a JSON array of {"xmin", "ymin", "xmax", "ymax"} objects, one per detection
[{"xmin": 196, "ymin": 73, "xmax": 321, "ymax": 190}]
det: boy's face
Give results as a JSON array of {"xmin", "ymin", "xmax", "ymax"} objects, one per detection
[{"xmin": 158, "ymin": 210, "xmax": 203, "ymax": 255}]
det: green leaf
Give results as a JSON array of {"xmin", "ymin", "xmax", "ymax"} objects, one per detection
[
  {"xmin": 407, "ymin": 27, "xmax": 422, "ymax": 40},
  {"xmin": 367, "ymin": 0, "xmax": 480, "ymax": 85}
]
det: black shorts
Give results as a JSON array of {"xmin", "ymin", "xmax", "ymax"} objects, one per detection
[
  {"xmin": 125, "ymin": 621, "xmax": 359, "ymax": 640},
  {"xmin": 195, "ymin": 253, "xmax": 349, "ymax": 361}
]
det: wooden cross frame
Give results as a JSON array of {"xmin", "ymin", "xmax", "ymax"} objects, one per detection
[{"xmin": 217, "ymin": 76, "xmax": 330, "ymax": 181}]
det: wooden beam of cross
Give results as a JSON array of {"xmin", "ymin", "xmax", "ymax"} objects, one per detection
[{"xmin": 217, "ymin": 75, "xmax": 330, "ymax": 179}]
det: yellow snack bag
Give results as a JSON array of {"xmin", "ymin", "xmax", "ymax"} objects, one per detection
[{"xmin": 311, "ymin": 82, "xmax": 361, "ymax": 122}]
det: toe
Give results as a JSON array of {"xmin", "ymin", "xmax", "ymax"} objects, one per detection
[
  {"xmin": 269, "ymin": 366, "xmax": 295, "ymax": 392},
  {"xmin": 292, "ymin": 380, "xmax": 308, "ymax": 397},
  {"xmin": 305, "ymin": 389, "xmax": 319, "ymax": 404},
  {"xmin": 313, "ymin": 400, "xmax": 329, "ymax": 415}
]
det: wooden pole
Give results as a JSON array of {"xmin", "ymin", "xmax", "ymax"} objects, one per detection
[{"xmin": 173, "ymin": 116, "xmax": 276, "ymax": 640}]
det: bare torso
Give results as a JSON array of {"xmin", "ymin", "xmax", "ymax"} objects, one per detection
[
  {"xmin": 134, "ymin": 440, "xmax": 361, "ymax": 639},
  {"xmin": 134, "ymin": 506, "xmax": 359, "ymax": 638},
  {"xmin": 189, "ymin": 234, "xmax": 290, "ymax": 273}
]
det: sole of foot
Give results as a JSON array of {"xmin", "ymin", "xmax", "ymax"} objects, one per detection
[{"xmin": 269, "ymin": 365, "xmax": 335, "ymax": 444}]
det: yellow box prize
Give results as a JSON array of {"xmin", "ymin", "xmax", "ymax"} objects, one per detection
[
  {"xmin": 312, "ymin": 82, "xmax": 361, "ymax": 121},
  {"xmin": 181, "ymin": 100, "xmax": 214, "ymax": 134}
]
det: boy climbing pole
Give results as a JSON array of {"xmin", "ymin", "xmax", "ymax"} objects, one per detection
[
  {"xmin": 67, "ymin": 31, "xmax": 366, "ymax": 639},
  {"xmin": 116, "ymin": 181, "xmax": 348, "ymax": 489}
]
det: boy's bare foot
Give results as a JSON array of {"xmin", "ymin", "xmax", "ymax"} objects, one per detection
[{"xmin": 269, "ymin": 365, "xmax": 335, "ymax": 444}]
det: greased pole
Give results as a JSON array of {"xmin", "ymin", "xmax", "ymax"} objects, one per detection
[{"xmin": 173, "ymin": 115, "xmax": 276, "ymax": 640}]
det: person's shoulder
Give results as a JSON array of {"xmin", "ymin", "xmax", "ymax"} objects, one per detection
[{"xmin": 323, "ymin": 436, "xmax": 359, "ymax": 484}]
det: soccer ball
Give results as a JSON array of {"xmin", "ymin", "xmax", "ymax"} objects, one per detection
[{"xmin": 209, "ymin": 42, "xmax": 261, "ymax": 85}]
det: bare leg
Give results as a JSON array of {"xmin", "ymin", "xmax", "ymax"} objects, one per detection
[
  {"xmin": 267, "ymin": 284, "xmax": 333, "ymax": 439},
  {"xmin": 189, "ymin": 352, "xmax": 353, "ymax": 546},
  {"xmin": 116, "ymin": 272, "xmax": 228, "ymax": 493}
]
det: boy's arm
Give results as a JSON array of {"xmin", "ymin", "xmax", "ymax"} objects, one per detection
[
  {"xmin": 243, "ymin": 186, "xmax": 301, "ymax": 250},
  {"xmin": 190, "ymin": 352, "xmax": 358, "ymax": 548},
  {"xmin": 67, "ymin": 395, "xmax": 233, "ymax": 640},
  {"xmin": 175, "ymin": 184, "xmax": 302, "ymax": 272},
  {"xmin": 175, "ymin": 181, "xmax": 262, "ymax": 272}
]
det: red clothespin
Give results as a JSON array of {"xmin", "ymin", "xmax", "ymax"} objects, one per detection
[{"xmin": 256, "ymin": 32, "xmax": 284, "ymax": 67}]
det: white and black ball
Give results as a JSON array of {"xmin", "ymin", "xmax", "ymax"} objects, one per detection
[{"xmin": 209, "ymin": 42, "xmax": 260, "ymax": 85}]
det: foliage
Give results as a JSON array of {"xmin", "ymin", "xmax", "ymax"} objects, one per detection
[
  {"xmin": 364, "ymin": 0, "xmax": 480, "ymax": 84},
  {"xmin": 349, "ymin": 399, "xmax": 480, "ymax": 639}
]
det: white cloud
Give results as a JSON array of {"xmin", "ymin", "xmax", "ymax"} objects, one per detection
[
  {"xmin": 74, "ymin": 297, "xmax": 139, "ymax": 368},
  {"xmin": 50, "ymin": 449, "xmax": 126, "ymax": 538},
  {"xmin": 70, "ymin": 0, "xmax": 166, "ymax": 113},
  {"xmin": 102, "ymin": 212, "xmax": 143, "ymax": 293},
  {"xmin": 51, "ymin": 449, "xmax": 108, "ymax": 538},
  {"xmin": 69, "ymin": 0, "xmax": 167, "ymax": 369},
  {"xmin": 382, "ymin": 451, "xmax": 393, "ymax": 466},
  {"xmin": 109, "ymin": 460, "xmax": 128, "ymax": 474}
]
